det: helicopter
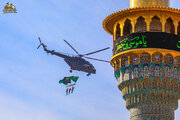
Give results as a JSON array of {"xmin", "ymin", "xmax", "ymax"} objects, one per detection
[{"xmin": 37, "ymin": 37, "xmax": 110, "ymax": 76}]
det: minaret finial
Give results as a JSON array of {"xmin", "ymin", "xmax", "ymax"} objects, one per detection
[{"xmin": 130, "ymin": 0, "xmax": 170, "ymax": 8}]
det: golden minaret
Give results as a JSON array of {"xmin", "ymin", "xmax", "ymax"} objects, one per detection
[{"xmin": 103, "ymin": 0, "xmax": 180, "ymax": 119}]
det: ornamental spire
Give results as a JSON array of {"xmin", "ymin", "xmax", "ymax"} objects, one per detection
[{"xmin": 130, "ymin": 0, "xmax": 170, "ymax": 8}]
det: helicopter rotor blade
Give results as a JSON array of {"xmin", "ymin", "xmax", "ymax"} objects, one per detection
[
  {"xmin": 38, "ymin": 37, "xmax": 42, "ymax": 43},
  {"xmin": 82, "ymin": 47, "xmax": 110, "ymax": 56},
  {"xmin": 37, "ymin": 44, "xmax": 41, "ymax": 49},
  {"xmin": 64, "ymin": 40, "xmax": 80, "ymax": 56},
  {"xmin": 84, "ymin": 56, "xmax": 110, "ymax": 63},
  {"xmin": 37, "ymin": 37, "xmax": 42, "ymax": 49}
]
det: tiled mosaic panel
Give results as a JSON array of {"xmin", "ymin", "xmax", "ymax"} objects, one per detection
[{"xmin": 130, "ymin": 104, "xmax": 174, "ymax": 120}]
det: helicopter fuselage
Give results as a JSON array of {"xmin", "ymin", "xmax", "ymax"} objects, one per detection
[{"xmin": 64, "ymin": 56, "xmax": 96, "ymax": 75}]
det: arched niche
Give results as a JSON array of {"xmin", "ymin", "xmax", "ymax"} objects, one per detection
[
  {"xmin": 164, "ymin": 53, "xmax": 173, "ymax": 65},
  {"xmin": 116, "ymin": 23, "xmax": 121, "ymax": 39},
  {"xmin": 123, "ymin": 19, "xmax": 132, "ymax": 36},
  {"xmin": 165, "ymin": 18, "xmax": 175, "ymax": 34},
  {"xmin": 140, "ymin": 52, "xmax": 151, "ymax": 64},
  {"xmin": 152, "ymin": 52, "xmax": 163, "ymax": 64},
  {"xmin": 150, "ymin": 16, "xmax": 162, "ymax": 32},
  {"xmin": 130, "ymin": 54, "xmax": 139, "ymax": 65},
  {"xmin": 177, "ymin": 22, "xmax": 180, "ymax": 37},
  {"xmin": 135, "ymin": 16, "xmax": 147, "ymax": 33},
  {"xmin": 121, "ymin": 55, "xmax": 128, "ymax": 67},
  {"xmin": 116, "ymin": 59, "xmax": 120, "ymax": 70},
  {"xmin": 174, "ymin": 56, "xmax": 180, "ymax": 68}
]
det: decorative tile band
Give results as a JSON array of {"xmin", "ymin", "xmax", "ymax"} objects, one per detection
[
  {"xmin": 130, "ymin": 104, "xmax": 174, "ymax": 120},
  {"xmin": 113, "ymin": 50, "xmax": 180, "ymax": 120}
]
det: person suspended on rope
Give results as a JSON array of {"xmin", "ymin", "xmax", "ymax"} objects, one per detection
[
  {"xmin": 59, "ymin": 76, "xmax": 79, "ymax": 95},
  {"xmin": 71, "ymin": 86, "xmax": 75, "ymax": 94},
  {"xmin": 66, "ymin": 88, "xmax": 69, "ymax": 95},
  {"xmin": 69, "ymin": 88, "xmax": 71, "ymax": 94}
]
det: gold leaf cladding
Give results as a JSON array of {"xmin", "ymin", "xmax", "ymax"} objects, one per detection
[{"xmin": 130, "ymin": 0, "xmax": 170, "ymax": 8}]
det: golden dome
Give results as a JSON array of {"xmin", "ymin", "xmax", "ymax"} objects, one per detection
[
  {"xmin": 10, "ymin": 4, "xmax": 16, "ymax": 11},
  {"xmin": 130, "ymin": 0, "xmax": 170, "ymax": 8},
  {"xmin": 4, "ymin": 3, "xmax": 11, "ymax": 10}
]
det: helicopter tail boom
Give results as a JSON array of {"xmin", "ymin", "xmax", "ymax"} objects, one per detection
[
  {"xmin": 37, "ymin": 37, "xmax": 67, "ymax": 58},
  {"xmin": 37, "ymin": 37, "xmax": 44, "ymax": 49}
]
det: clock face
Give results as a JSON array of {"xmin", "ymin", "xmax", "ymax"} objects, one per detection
[{"xmin": 113, "ymin": 32, "xmax": 180, "ymax": 55}]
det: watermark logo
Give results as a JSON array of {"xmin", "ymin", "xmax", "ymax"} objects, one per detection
[{"xmin": 2, "ymin": 3, "xmax": 17, "ymax": 14}]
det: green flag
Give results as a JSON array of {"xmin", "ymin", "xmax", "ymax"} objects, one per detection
[
  {"xmin": 59, "ymin": 76, "xmax": 79, "ymax": 85},
  {"xmin": 69, "ymin": 76, "xmax": 79, "ymax": 82},
  {"xmin": 59, "ymin": 80, "xmax": 68, "ymax": 85},
  {"xmin": 59, "ymin": 77, "xmax": 71, "ymax": 85}
]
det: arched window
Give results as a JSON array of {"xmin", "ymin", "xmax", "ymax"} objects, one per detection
[
  {"xmin": 177, "ymin": 22, "xmax": 180, "ymax": 37},
  {"xmin": 123, "ymin": 19, "xmax": 132, "ymax": 35},
  {"xmin": 155, "ymin": 66, "xmax": 160, "ymax": 77},
  {"xmin": 165, "ymin": 18, "xmax": 175, "ymax": 34},
  {"xmin": 150, "ymin": 16, "xmax": 162, "ymax": 32},
  {"xmin": 116, "ymin": 23, "xmax": 121, "ymax": 39},
  {"xmin": 125, "ymin": 69, "xmax": 129, "ymax": 81},
  {"xmin": 135, "ymin": 16, "xmax": 147, "ymax": 32},
  {"xmin": 133, "ymin": 67, "xmax": 139, "ymax": 78},
  {"xmin": 164, "ymin": 66, "xmax": 170, "ymax": 77}
]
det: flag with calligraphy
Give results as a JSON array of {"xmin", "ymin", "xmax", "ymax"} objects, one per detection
[{"xmin": 59, "ymin": 76, "xmax": 79, "ymax": 85}]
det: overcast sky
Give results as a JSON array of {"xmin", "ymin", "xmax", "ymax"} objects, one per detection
[{"xmin": 0, "ymin": 0, "xmax": 179, "ymax": 120}]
